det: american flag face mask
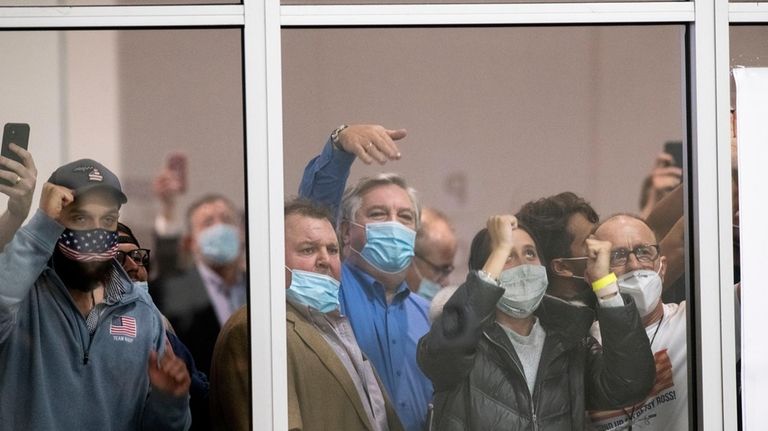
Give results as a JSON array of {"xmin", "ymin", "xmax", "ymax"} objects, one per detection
[{"xmin": 57, "ymin": 228, "xmax": 119, "ymax": 262}]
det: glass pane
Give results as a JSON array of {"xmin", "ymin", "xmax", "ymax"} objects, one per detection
[
  {"xmin": 729, "ymin": 24, "xmax": 768, "ymax": 431},
  {"xmin": 731, "ymin": 26, "xmax": 768, "ymax": 68},
  {"xmin": 0, "ymin": 28, "xmax": 245, "ymax": 429},
  {"xmin": 282, "ymin": 24, "xmax": 690, "ymax": 431}
]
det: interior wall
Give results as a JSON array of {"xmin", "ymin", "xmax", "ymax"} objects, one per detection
[
  {"xmin": 117, "ymin": 28, "xmax": 245, "ymax": 245},
  {"xmin": 64, "ymin": 31, "xmax": 121, "ymax": 174},
  {"xmin": 281, "ymin": 25, "xmax": 684, "ymax": 283},
  {"xmin": 0, "ymin": 31, "xmax": 65, "ymax": 218}
]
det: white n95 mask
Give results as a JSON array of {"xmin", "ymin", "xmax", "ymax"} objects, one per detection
[{"xmin": 617, "ymin": 269, "xmax": 662, "ymax": 317}]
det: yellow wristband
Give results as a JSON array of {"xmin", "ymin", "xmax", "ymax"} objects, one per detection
[{"xmin": 591, "ymin": 272, "xmax": 617, "ymax": 292}]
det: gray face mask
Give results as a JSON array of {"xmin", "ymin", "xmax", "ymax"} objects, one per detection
[{"xmin": 496, "ymin": 264, "xmax": 549, "ymax": 319}]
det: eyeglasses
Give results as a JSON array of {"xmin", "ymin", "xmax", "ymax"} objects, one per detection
[
  {"xmin": 115, "ymin": 249, "xmax": 151, "ymax": 267},
  {"xmin": 415, "ymin": 254, "xmax": 454, "ymax": 281},
  {"xmin": 609, "ymin": 245, "xmax": 659, "ymax": 268}
]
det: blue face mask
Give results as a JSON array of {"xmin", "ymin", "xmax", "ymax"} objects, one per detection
[
  {"xmin": 285, "ymin": 268, "xmax": 340, "ymax": 313},
  {"xmin": 351, "ymin": 221, "xmax": 416, "ymax": 274},
  {"xmin": 496, "ymin": 264, "xmax": 549, "ymax": 319},
  {"xmin": 413, "ymin": 263, "xmax": 441, "ymax": 300},
  {"xmin": 417, "ymin": 278, "xmax": 441, "ymax": 300},
  {"xmin": 197, "ymin": 223, "xmax": 241, "ymax": 265}
]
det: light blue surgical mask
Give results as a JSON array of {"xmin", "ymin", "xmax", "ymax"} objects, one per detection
[
  {"xmin": 414, "ymin": 263, "xmax": 441, "ymax": 300},
  {"xmin": 285, "ymin": 268, "xmax": 340, "ymax": 313},
  {"xmin": 197, "ymin": 223, "xmax": 241, "ymax": 265},
  {"xmin": 496, "ymin": 264, "xmax": 549, "ymax": 319},
  {"xmin": 351, "ymin": 221, "xmax": 416, "ymax": 274},
  {"xmin": 417, "ymin": 278, "xmax": 441, "ymax": 300}
]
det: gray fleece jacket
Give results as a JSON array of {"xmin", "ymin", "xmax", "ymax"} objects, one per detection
[{"xmin": 0, "ymin": 210, "xmax": 191, "ymax": 430}]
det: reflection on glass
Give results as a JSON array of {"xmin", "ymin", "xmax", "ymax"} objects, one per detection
[
  {"xmin": 282, "ymin": 24, "xmax": 689, "ymax": 431},
  {"xmin": 0, "ymin": 28, "xmax": 245, "ymax": 429}
]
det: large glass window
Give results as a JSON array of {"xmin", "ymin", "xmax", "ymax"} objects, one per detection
[
  {"xmin": 283, "ymin": 24, "xmax": 691, "ymax": 430},
  {"xmin": 0, "ymin": 27, "xmax": 246, "ymax": 427},
  {"xmin": 729, "ymin": 24, "xmax": 768, "ymax": 431},
  {"xmin": 0, "ymin": 29, "xmax": 244, "ymax": 236},
  {"xmin": 0, "ymin": 1, "xmax": 747, "ymax": 429}
]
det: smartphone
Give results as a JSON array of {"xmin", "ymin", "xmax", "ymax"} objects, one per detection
[
  {"xmin": 166, "ymin": 152, "xmax": 187, "ymax": 194},
  {"xmin": 1, "ymin": 123, "xmax": 30, "ymax": 187},
  {"xmin": 663, "ymin": 141, "xmax": 683, "ymax": 168}
]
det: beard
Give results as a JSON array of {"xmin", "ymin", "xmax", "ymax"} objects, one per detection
[{"xmin": 53, "ymin": 247, "xmax": 114, "ymax": 293}]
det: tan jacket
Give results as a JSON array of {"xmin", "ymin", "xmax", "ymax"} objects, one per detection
[
  {"xmin": 286, "ymin": 303, "xmax": 404, "ymax": 431},
  {"xmin": 209, "ymin": 306, "xmax": 250, "ymax": 431}
]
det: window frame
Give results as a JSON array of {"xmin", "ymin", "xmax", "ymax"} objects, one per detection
[{"xmin": 0, "ymin": 0, "xmax": 747, "ymax": 429}]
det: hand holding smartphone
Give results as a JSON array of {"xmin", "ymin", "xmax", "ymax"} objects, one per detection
[
  {"xmin": 663, "ymin": 141, "xmax": 683, "ymax": 169},
  {"xmin": 166, "ymin": 152, "xmax": 187, "ymax": 194},
  {"xmin": 1, "ymin": 123, "xmax": 30, "ymax": 187}
]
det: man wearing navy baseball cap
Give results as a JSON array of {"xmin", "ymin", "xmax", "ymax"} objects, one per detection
[
  {"xmin": 0, "ymin": 158, "xmax": 192, "ymax": 430},
  {"xmin": 47, "ymin": 158, "xmax": 128, "ymax": 204}
]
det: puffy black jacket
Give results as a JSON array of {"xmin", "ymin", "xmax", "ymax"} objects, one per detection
[{"xmin": 417, "ymin": 271, "xmax": 655, "ymax": 431}]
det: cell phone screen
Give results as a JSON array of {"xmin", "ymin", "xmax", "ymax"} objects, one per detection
[
  {"xmin": 1, "ymin": 123, "xmax": 30, "ymax": 187},
  {"xmin": 663, "ymin": 141, "xmax": 683, "ymax": 168}
]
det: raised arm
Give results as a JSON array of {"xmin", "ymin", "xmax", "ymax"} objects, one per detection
[
  {"xmin": 417, "ymin": 215, "xmax": 515, "ymax": 390},
  {"xmin": 298, "ymin": 124, "xmax": 406, "ymax": 223},
  {"xmin": 0, "ymin": 144, "xmax": 37, "ymax": 250},
  {"xmin": 0, "ymin": 183, "xmax": 72, "ymax": 343}
]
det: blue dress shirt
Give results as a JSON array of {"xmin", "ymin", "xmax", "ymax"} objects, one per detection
[
  {"xmin": 340, "ymin": 261, "xmax": 433, "ymax": 431},
  {"xmin": 299, "ymin": 136, "xmax": 433, "ymax": 430},
  {"xmin": 298, "ymin": 138, "xmax": 355, "ymax": 224}
]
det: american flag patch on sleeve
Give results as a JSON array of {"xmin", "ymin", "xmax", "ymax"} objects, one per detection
[{"xmin": 110, "ymin": 315, "xmax": 137, "ymax": 338}]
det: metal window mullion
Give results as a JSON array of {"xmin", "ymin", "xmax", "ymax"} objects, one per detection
[
  {"xmin": 690, "ymin": 0, "xmax": 737, "ymax": 430},
  {"xmin": 730, "ymin": 3, "xmax": 768, "ymax": 23},
  {"xmin": 280, "ymin": 2, "xmax": 694, "ymax": 26},
  {"xmin": 244, "ymin": 0, "xmax": 287, "ymax": 430},
  {"xmin": 0, "ymin": 5, "xmax": 244, "ymax": 27}
]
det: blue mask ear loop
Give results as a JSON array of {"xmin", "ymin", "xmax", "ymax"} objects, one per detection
[{"xmin": 347, "ymin": 221, "xmax": 366, "ymax": 256}]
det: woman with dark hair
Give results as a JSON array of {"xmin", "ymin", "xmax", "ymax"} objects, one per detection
[{"xmin": 417, "ymin": 214, "xmax": 655, "ymax": 430}]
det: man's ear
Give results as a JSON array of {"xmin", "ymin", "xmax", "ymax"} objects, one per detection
[
  {"xmin": 339, "ymin": 220, "xmax": 351, "ymax": 247},
  {"xmin": 551, "ymin": 259, "xmax": 574, "ymax": 278},
  {"xmin": 658, "ymin": 256, "xmax": 667, "ymax": 282}
]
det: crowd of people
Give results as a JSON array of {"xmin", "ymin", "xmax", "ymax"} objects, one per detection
[{"xmin": 0, "ymin": 119, "xmax": 723, "ymax": 430}]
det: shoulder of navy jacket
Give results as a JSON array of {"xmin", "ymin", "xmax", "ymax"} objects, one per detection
[{"xmin": 537, "ymin": 295, "xmax": 594, "ymax": 339}]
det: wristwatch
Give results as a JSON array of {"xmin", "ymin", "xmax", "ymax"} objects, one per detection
[{"xmin": 330, "ymin": 124, "xmax": 349, "ymax": 151}]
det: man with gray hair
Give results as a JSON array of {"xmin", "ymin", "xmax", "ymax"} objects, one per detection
[{"xmin": 299, "ymin": 126, "xmax": 433, "ymax": 431}]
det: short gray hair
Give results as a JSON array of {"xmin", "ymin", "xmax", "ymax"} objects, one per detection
[{"xmin": 339, "ymin": 173, "xmax": 421, "ymax": 230}]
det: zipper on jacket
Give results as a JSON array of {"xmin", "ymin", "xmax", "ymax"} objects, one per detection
[
  {"xmin": 83, "ymin": 333, "xmax": 94, "ymax": 365},
  {"xmin": 483, "ymin": 332, "xmax": 540, "ymax": 430}
]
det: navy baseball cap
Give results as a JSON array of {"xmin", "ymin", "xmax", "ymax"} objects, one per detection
[{"xmin": 48, "ymin": 159, "xmax": 128, "ymax": 204}]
